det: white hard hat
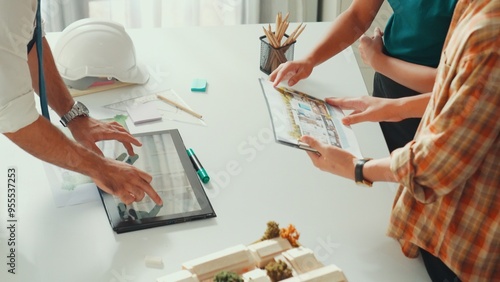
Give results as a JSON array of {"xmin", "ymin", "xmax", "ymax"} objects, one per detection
[{"xmin": 53, "ymin": 18, "xmax": 149, "ymax": 88}]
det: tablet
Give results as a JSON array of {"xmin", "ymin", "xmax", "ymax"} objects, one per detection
[{"xmin": 97, "ymin": 129, "xmax": 216, "ymax": 233}]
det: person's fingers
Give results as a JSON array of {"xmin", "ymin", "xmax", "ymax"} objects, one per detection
[
  {"xmin": 301, "ymin": 136, "xmax": 321, "ymax": 165},
  {"xmin": 343, "ymin": 111, "xmax": 371, "ymax": 125},
  {"xmin": 359, "ymin": 34, "xmax": 370, "ymax": 45},
  {"xmin": 271, "ymin": 61, "xmax": 308, "ymax": 87},
  {"xmin": 272, "ymin": 65, "xmax": 294, "ymax": 87},
  {"xmin": 135, "ymin": 170, "xmax": 163, "ymax": 205},
  {"xmin": 110, "ymin": 123, "xmax": 141, "ymax": 155},
  {"xmin": 120, "ymin": 192, "xmax": 136, "ymax": 205},
  {"xmin": 142, "ymin": 185, "xmax": 163, "ymax": 206},
  {"xmin": 269, "ymin": 64, "xmax": 282, "ymax": 82},
  {"xmin": 304, "ymin": 150, "xmax": 319, "ymax": 160},
  {"xmin": 101, "ymin": 135, "xmax": 138, "ymax": 157},
  {"xmin": 287, "ymin": 73, "xmax": 303, "ymax": 87},
  {"xmin": 301, "ymin": 135, "xmax": 332, "ymax": 170},
  {"xmin": 137, "ymin": 169, "xmax": 153, "ymax": 183},
  {"xmin": 300, "ymin": 135, "xmax": 321, "ymax": 152},
  {"xmin": 127, "ymin": 187, "xmax": 146, "ymax": 202},
  {"xmin": 325, "ymin": 97, "xmax": 360, "ymax": 111},
  {"xmin": 121, "ymin": 168, "xmax": 161, "ymax": 205},
  {"xmin": 122, "ymin": 142, "xmax": 135, "ymax": 157},
  {"xmin": 94, "ymin": 122, "xmax": 141, "ymax": 146},
  {"xmin": 110, "ymin": 127, "xmax": 142, "ymax": 147},
  {"xmin": 375, "ymin": 27, "xmax": 383, "ymax": 36},
  {"xmin": 91, "ymin": 130, "xmax": 141, "ymax": 147}
]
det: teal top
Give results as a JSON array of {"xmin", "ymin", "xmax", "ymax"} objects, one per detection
[{"xmin": 384, "ymin": 0, "xmax": 457, "ymax": 68}]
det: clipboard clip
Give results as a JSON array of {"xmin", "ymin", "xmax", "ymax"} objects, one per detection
[{"xmin": 297, "ymin": 141, "xmax": 321, "ymax": 156}]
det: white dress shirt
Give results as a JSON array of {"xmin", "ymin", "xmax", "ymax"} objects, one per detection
[{"xmin": 0, "ymin": 0, "xmax": 41, "ymax": 133}]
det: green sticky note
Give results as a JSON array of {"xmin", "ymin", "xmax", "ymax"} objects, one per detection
[{"xmin": 191, "ymin": 78, "xmax": 207, "ymax": 92}]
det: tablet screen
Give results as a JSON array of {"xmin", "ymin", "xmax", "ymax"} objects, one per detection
[{"xmin": 97, "ymin": 129, "xmax": 216, "ymax": 233}]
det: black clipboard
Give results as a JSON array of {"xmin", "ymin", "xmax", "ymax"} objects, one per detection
[{"xmin": 97, "ymin": 129, "xmax": 216, "ymax": 233}]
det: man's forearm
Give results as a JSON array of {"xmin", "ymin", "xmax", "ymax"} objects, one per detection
[
  {"xmin": 306, "ymin": 0, "xmax": 384, "ymax": 66},
  {"xmin": 4, "ymin": 116, "xmax": 163, "ymax": 206},
  {"xmin": 362, "ymin": 157, "xmax": 396, "ymax": 183},
  {"xmin": 28, "ymin": 37, "xmax": 75, "ymax": 118},
  {"xmin": 4, "ymin": 116, "xmax": 105, "ymax": 178},
  {"xmin": 374, "ymin": 55, "xmax": 437, "ymax": 93},
  {"xmin": 395, "ymin": 93, "xmax": 431, "ymax": 119}
]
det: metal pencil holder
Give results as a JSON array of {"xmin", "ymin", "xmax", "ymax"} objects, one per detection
[{"xmin": 259, "ymin": 34, "xmax": 295, "ymax": 75}]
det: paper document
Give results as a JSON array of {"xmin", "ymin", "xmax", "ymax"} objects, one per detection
[
  {"xmin": 104, "ymin": 89, "xmax": 205, "ymax": 126},
  {"xmin": 126, "ymin": 102, "xmax": 162, "ymax": 124},
  {"xmin": 259, "ymin": 78, "xmax": 362, "ymax": 158}
]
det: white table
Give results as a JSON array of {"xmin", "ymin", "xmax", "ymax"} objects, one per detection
[{"xmin": 0, "ymin": 22, "xmax": 429, "ymax": 281}]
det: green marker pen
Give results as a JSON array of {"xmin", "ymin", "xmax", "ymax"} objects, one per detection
[{"xmin": 187, "ymin": 148, "xmax": 210, "ymax": 184}]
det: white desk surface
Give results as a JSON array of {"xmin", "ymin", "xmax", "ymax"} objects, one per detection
[{"xmin": 0, "ymin": 22, "xmax": 429, "ymax": 282}]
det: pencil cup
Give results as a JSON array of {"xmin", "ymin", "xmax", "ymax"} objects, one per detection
[{"xmin": 259, "ymin": 35, "xmax": 295, "ymax": 75}]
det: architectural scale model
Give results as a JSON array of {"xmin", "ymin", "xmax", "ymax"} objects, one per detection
[{"xmin": 156, "ymin": 222, "xmax": 348, "ymax": 282}]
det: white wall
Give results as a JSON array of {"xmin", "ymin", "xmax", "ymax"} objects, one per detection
[
  {"xmin": 320, "ymin": 0, "xmax": 341, "ymax": 21},
  {"xmin": 258, "ymin": 0, "xmax": 319, "ymax": 23}
]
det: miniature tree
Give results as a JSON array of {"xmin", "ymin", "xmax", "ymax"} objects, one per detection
[
  {"xmin": 260, "ymin": 221, "xmax": 281, "ymax": 241},
  {"xmin": 265, "ymin": 260, "xmax": 293, "ymax": 282},
  {"xmin": 213, "ymin": 271, "xmax": 243, "ymax": 282},
  {"xmin": 280, "ymin": 224, "xmax": 300, "ymax": 247}
]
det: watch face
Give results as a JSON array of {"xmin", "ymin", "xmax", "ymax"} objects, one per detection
[{"xmin": 76, "ymin": 101, "xmax": 89, "ymax": 115}]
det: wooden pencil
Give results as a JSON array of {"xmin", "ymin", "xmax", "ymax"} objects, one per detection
[
  {"xmin": 284, "ymin": 23, "xmax": 302, "ymax": 45},
  {"xmin": 292, "ymin": 24, "xmax": 306, "ymax": 42},
  {"xmin": 263, "ymin": 27, "xmax": 279, "ymax": 48},
  {"xmin": 156, "ymin": 94, "xmax": 203, "ymax": 119}
]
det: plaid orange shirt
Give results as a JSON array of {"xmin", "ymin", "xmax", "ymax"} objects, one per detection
[{"xmin": 388, "ymin": 0, "xmax": 500, "ymax": 281}]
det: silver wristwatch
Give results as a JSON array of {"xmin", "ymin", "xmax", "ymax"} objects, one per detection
[{"xmin": 59, "ymin": 101, "xmax": 89, "ymax": 127}]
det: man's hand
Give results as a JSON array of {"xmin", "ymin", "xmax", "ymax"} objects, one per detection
[
  {"xmin": 326, "ymin": 96, "xmax": 404, "ymax": 125},
  {"xmin": 68, "ymin": 117, "xmax": 140, "ymax": 156},
  {"xmin": 358, "ymin": 27, "xmax": 384, "ymax": 70},
  {"xmin": 93, "ymin": 158, "xmax": 163, "ymax": 205},
  {"xmin": 269, "ymin": 58, "xmax": 315, "ymax": 87},
  {"xmin": 300, "ymin": 135, "xmax": 357, "ymax": 180},
  {"xmin": 5, "ymin": 116, "xmax": 162, "ymax": 205}
]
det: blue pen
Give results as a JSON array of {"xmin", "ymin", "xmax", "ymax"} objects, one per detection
[{"xmin": 187, "ymin": 148, "xmax": 210, "ymax": 184}]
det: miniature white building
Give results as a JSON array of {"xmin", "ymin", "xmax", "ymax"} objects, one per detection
[
  {"xmin": 242, "ymin": 268, "xmax": 272, "ymax": 282},
  {"xmin": 158, "ymin": 238, "xmax": 348, "ymax": 282},
  {"xmin": 281, "ymin": 264, "xmax": 347, "ymax": 282},
  {"xmin": 182, "ymin": 244, "xmax": 255, "ymax": 281},
  {"xmin": 247, "ymin": 238, "xmax": 293, "ymax": 267},
  {"xmin": 157, "ymin": 269, "xmax": 199, "ymax": 282},
  {"xmin": 282, "ymin": 247, "xmax": 323, "ymax": 274}
]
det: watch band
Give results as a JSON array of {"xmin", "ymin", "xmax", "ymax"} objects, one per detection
[
  {"xmin": 60, "ymin": 101, "xmax": 89, "ymax": 127},
  {"xmin": 355, "ymin": 158, "xmax": 373, "ymax": 187}
]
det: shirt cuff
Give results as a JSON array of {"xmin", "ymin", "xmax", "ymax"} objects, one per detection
[
  {"xmin": 390, "ymin": 141, "xmax": 437, "ymax": 203},
  {"xmin": 390, "ymin": 142, "xmax": 413, "ymax": 185},
  {"xmin": 0, "ymin": 90, "xmax": 40, "ymax": 133}
]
